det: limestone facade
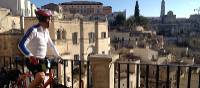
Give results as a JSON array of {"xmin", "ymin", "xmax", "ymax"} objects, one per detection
[
  {"xmin": 0, "ymin": 8, "xmax": 21, "ymax": 33},
  {"xmin": 42, "ymin": 3, "xmax": 62, "ymax": 13},
  {"xmin": 24, "ymin": 17, "xmax": 110, "ymax": 60},
  {"xmin": 0, "ymin": 8, "xmax": 22, "ymax": 68},
  {"xmin": 0, "ymin": 0, "xmax": 36, "ymax": 16},
  {"xmin": 102, "ymin": 6, "xmax": 112, "ymax": 15},
  {"xmin": 0, "ymin": 8, "xmax": 22, "ymax": 56},
  {"xmin": 60, "ymin": 1, "xmax": 103, "ymax": 16}
]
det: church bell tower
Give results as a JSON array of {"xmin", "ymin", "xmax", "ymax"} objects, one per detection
[{"xmin": 160, "ymin": 0, "xmax": 165, "ymax": 18}]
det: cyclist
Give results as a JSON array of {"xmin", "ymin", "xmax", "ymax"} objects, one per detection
[{"xmin": 18, "ymin": 8, "xmax": 61, "ymax": 88}]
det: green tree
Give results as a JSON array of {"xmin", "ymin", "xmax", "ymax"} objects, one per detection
[
  {"xmin": 126, "ymin": 15, "xmax": 135, "ymax": 28},
  {"xmin": 134, "ymin": 0, "xmax": 140, "ymax": 26},
  {"xmin": 113, "ymin": 13, "xmax": 126, "ymax": 26},
  {"xmin": 139, "ymin": 16, "xmax": 149, "ymax": 27},
  {"xmin": 126, "ymin": 15, "xmax": 149, "ymax": 29}
]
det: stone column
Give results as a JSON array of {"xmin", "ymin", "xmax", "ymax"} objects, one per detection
[
  {"xmin": 80, "ymin": 19, "xmax": 84, "ymax": 60},
  {"xmin": 89, "ymin": 55, "xmax": 114, "ymax": 88},
  {"xmin": 94, "ymin": 21, "xmax": 98, "ymax": 54}
]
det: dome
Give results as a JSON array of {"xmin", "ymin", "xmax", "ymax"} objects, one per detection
[
  {"xmin": 167, "ymin": 11, "xmax": 174, "ymax": 16},
  {"xmin": 136, "ymin": 26, "xmax": 144, "ymax": 32}
]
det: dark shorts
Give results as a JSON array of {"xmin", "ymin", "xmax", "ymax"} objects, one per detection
[{"xmin": 25, "ymin": 58, "xmax": 48, "ymax": 75}]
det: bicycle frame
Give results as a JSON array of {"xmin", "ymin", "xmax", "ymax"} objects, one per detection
[
  {"xmin": 42, "ymin": 67, "xmax": 55, "ymax": 88},
  {"xmin": 13, "ymin": 67, "xmax": 56, "ymax": 88},
  {"xmin": 12, "ymin": 57, "xmax": 62, "ymax": 88}
]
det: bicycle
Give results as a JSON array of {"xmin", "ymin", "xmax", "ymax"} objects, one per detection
[
  {"xmin": 42, "ymin": 57, "xmax": 67, "ymax": 88},
  {"xmin": 8, "ymin": 57, "xmax": 67, "ymax": 88}
]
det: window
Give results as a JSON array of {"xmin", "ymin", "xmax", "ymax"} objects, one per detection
[
  {"xmin": 57, "ymin": 30, "xmax": 62, "ymax": 40},
  {"xmin": 152, "ymin": 71, "xmax": 154, "ymax": 76},
  {"xmin": 81, "ymin": 9, "xmax": 84, "ymax": 13},
  {"xmin": 74, "ymin": 54, "xmax": 79, "ymax": 60},
  {"xmin": 88, "ymin": 32, "xmax": 95, "ymax": 43},
  {"xmin": 72, "ymin": 32, "xmax": 78, "ymax": 44},
  {"xmin": 76, "ymin": 9, "xmax": 79, "ymax": 13},
  {"xmin": 102, "ymin": 51, "xmax": 105, "ymax": 54},
  {"xmin": 101, "ymin": 32, "xmax": 106, "ymax": 38},
  {"xmin": 122, "ymin": 37, "xmax": 124, "ymax": 41},
  {"xmin": 96, "ymin": 9, "xmax": 100, "ymax": 13},
  {"xmin": 74, "ymin": 54, "xmax": 80, "ymax": 65},
  {"xmin": 83, "ymin": 9, "xmax": 86, "ymax": 13},
  {"xmin": 62, "ymin": 30, "xmax": 66, "ymax": 39}
]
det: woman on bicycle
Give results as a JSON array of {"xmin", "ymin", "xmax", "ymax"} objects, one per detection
[{"xmin": 18, "ymin": 8, "xmax": 61, "ymax": 88}]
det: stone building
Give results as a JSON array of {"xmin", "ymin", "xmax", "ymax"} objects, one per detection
[
  {"xmin": 148, "ymin": 0, "xmax": 199, "ymax": 37},
  {"xmin": 163, "ymin": 11, "xmax": 176, "ymax": 24},
  {"xmin": 24, "ymin": 17, "xmax": 110, "ymax": 61},
  {"xmin": 102, "ymin": 6, "xmax": 112, "ymax": 15},
  {"xmin": 147, "ymin": 0, "xmax": 200, "ymax": 57},
  {"xmin": 0, "ymin": 8, "xmax": 21, "ymax": 33},
  {"xmin": 0, "ymin": 7, "xmax": 22, "ymax": 68},
  {"xmin": 0, "ymin": 7, "xmax": 21, "ymax": 55},
  {"xmin": 0, "ymin": 0, "xmax": 37, "ymax": 16},
  {"xmin": 109, "ymin": 26, "xmax": 163, "ymax": 51},
  {"xmin": 42, "ymin": 3, "xmax": 62, "ymax": 13},
  {"xmin": 56, "ymin": 1, "xmax": 112, "ymax": 16}
]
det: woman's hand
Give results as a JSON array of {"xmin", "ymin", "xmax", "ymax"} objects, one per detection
[
  {"xmin": 57, "ymin": 56, "xmax": 64, "ymax": 64},
  {"xmin": 29, "ymin": 56, "xmax": 39, "ymax": 65}
]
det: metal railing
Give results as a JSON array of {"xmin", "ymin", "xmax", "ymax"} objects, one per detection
[
  {"xmin": 115, "ymin": 61, "xmax": 200, "ymax": 88},
  {"xmin": 0, "ymin": 56, "xmax": 91, "ymax": 88},
  {"xmin": 2, "ymin": 56, "xmax": 200, "ymax": 88}
]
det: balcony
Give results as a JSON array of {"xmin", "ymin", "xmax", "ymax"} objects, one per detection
[{"xmin": 0, "ymin": 55, "xmax": 200, "ymax": 88}]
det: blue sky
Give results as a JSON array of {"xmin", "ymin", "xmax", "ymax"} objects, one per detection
[{"xmin": 31, "ymin": 0, "xmax": 200, "ymax": 18}]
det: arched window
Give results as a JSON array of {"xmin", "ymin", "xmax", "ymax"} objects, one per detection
[
  {"xmin": 57, "ymin": 29, "xmax": 62, "ymax": 40},
  {"xmin": 62, "ymin": 30, "xmax": 66, "ymax": 39}
]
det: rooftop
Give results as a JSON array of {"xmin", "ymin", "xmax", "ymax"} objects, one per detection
[
  {"xmin": 0, "ymin": 7, "xmax": 10, "ymax": 11},
  {"xmin": 60, "ymin": 1, "xmax": 103, "ymax": 5},
  {"xmin": 42, "ymin": 3, "xmax": 58, "ymax": 7}
]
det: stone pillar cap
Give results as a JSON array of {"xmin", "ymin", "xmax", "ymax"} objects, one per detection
[{"xmin": 88, "ymin": 54, "xmax": 112, "ymax": 62}]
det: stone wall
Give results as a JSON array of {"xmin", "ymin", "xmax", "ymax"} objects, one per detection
[
  {"xmin": 0, "ymin": 9, "xmax": 22, "ymax": 57},
  {"xmin": 0, "ymin": 10, "xmax": 20, "ymax": 33}
]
